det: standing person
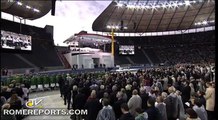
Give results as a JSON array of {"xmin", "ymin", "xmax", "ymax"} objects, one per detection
[
  {"xmin": 96, "ymin": 99, "xmax": 116, "ymax": 120},
  {"xmin": 192, "ymin": 98, "xmax": 208, "ymax": 120},
  {"xmin": 21, "ymin": 84, "xmax": 29, "ymax": 104},
  {"xmin": 175, "ymin": 90, "xmax": 185, "ymax": 120},
  {"xmin": 155, "ymin": 96, "xmax": 167, "ymax": 120},
  {"xmin": 7, "ymin": 92, "xmax": 23, "ymax": 120},
  {"xmin": 58, "ymin": 75, "xmax": 64, "ymax": 97},
  {"xmin": 63, "ymin": 78, "xmax": 71, "ymax": 107},
  {"xmin": 1, "ymin": 103, "xmax": 16, "ymax": 120},
  {"xmin": 185, "ymin": 108, "xmax": 201, "ymax": 120},
  {"xmin": 196, "ymin": 91, "xmax": 206, "ymax": 107},
  {"xmin": 70, "ymin": 85, "xmax": 78, "ymax": 110},
  {"xmin": 66, "ymin": 73, "xmax": 74, "ymax": 87},
  {"xmin": 84, "ymin": 90, "xmax": 101, "ymax": 120},
  {"xmin": 181, "ymin": 80, "xmax": 191, "ymax": 108},
  {"xmin": 72, "ymin": 88, "xmax": 86, "ymax": 120},
  {"xmin": 135, "ymin": 107, "xmax": 148, "ymax": 120},
  {"xmin": 119, "ymin": 103, "xmax": 135, "ymax": 120},
  {"xmin": 204, "ymin": 82, "xmax": 215, "ymax": 120},
  {"xmin": 139, "ymin": 87, "xmax": 149, "ymax": 110},
  {"xmin": 113, "ymin": 91, "xmax": 126, "ymax": 119},
  {"xmin": 145, "ymin": 97, "xmax": 161, "ymax": 120},
  {"xmin": 165, "ymin": 86, "xmax": 179, "ymax": 120},
  {"xmin": 127, "ymin": 89, "xmax": 142, "ymax": 116}
]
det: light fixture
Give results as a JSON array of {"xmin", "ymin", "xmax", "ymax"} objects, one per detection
[
  {"xmin": 26, "ymin": 5, "xmax": 31, "ymax": 9},
  {"xmin": 141, "ymin": 6, "xmax": 146, "ymax": 9},
  {"xmin": 194, "ymin": 20, "xmax": 214, "ymax": 26},
  {"xmin": 178, "ymin": 2, "xmax": 183, "ymax": 6},
  {"xmin": 145, "ymin": 5, "xmax": 150, "ymax": 9},
  {"xmin": 106, "ymin": 25, "xmax": 111, "ymax": 29},
  {"xmin": 17, "ymin": 2, "xmax": 22, "ymax": 6},
  {"xmin": 33, "ymin": 8, "xmax": 40, "ymax": 13},
  {"xmin": 117, "ymin": 1, "xmax": 198, "ymax": 10},
  {"xmin": 192, "ymin": 1, "xmax": 196, "ymax": 3},
  {"xmin": 162, "ymin": 4, "xmax": 166, "ymax": 8},
  {"xmin": 127, "ymin": 4, "xmax": 134, "ymax": 9},
  {"xmin": 136, "ymin": 5, "xmax": 141, "ymax": 9},
  {"xmin": 106, "ymin": 25, "xmax": 127, "ymax": 30},
  {"xmin": 117, "ymin": 3, "xmax": 123, "ymax": 7},
  {"xmin": 173, "ymin": 2, "xmax": 178, "ymax": 7},
  {"xmin": 185, "ymin": 1, "xmax": 191, "ymax": 6},
  {"xmin": 202, "ymin": 20, "xmax": 208, "ymax": 25},
  {"xmin": 167, "ymin": 3, "xmax": 172, "ymax": 8},
  {"xmin": 156, "ymin": 5, "xmax": 160, "ymax": 8},
  {"xmin": 210, "ymin": 20, "xmax": 215, "ymax": 23}
]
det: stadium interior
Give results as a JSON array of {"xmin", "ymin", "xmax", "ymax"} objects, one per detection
[{"xmin": 0, "ymin": 0, "xmax": 216, "ymax": 120}]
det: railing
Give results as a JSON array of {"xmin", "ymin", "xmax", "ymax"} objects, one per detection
[{"xmin": 57, "ymin": 51, "xmax": 71, "ymax": 69}]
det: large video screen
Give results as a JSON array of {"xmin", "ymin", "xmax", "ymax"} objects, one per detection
[
  {"xmin": 1, "ymin": 30, "xmax": 32, "ymax": 51},
  {"xmin": 119, "ymin": 45, "xmax": 134, "ymax": 55}
]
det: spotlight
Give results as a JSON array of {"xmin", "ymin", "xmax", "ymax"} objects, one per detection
[
  {"xmin": 117, "ymin": 3, "xmax": 123, "ymax": 7},
  {"xmin": 162, "ymin": 4, "xmax": 167, "ymax": 8},
  {"xmin": 185, "ymin": 1, "xmax": 191, "ymax": 6},
  {"xmin": 106, "ymin": 25, "xmax": 111, "ymax": 29},
  {"xmin": 173, "ymin": 2, "xmax": 178, "ymax": 7},
  {"xmin": 156, "ymin": 5, "xmax": 160, "ymax": 8},
  {"xmin": 145, "ymin": 5, "xmax": 150, "ymax": 9},
  {"xmin": 202, "ymin": 21, "xmax": 208, "ymax": 25},
  {"xmin": 26, "ymin": 5, "xmax": 31, "ymax": 9},
  {"xmin": 33, "ymin": 8, "xmax": 40, "ymax": 13},
  {"xmin": 17, "ymin": 2, "xmax": 22, "ymax": 6},
  {"xmin": 178, "ymin": 2, "xmax": 183, "ymax": 6}
]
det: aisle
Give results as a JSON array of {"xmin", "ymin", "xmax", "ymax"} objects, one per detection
[{"xmin": 23, "ymin": 90, "xmax": 71, "ymax": 120}]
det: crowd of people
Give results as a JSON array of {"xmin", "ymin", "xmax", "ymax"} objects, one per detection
[
  {"xmin": 56, "ymin": 63, "xmax": 215, "ymax": 120},
  {"xmin": 0, "ymin": 63, "xmax": 215, "ymax": 120},
  {"xmin": 1, "ymin": 80, "xmax": 30, "ymax": 120}
]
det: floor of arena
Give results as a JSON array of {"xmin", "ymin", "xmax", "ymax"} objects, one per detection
[{"xmin": 23, "ymin": 90, "xmax": 71, "ymax": 120}]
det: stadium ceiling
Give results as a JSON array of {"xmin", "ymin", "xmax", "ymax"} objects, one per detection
[
  {"xmin": 92, "ymin": 0, "xmax": 215, "ymax": 33},
  {"xmin": 1, "ymin": 0, "xmax": 52, "ymax": 20}
]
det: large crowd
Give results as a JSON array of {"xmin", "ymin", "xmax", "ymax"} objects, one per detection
[{"xmin": 1, "ymin": 63, "xmax": 215, "ymax": 120}]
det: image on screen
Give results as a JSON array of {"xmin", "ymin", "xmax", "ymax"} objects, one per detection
[
  {"xmin": 119, "ymin": 45, "xmax": 134, "ymax": 55},
  {"xmin": 1, "ymin": 30, "xmax": 32, "ymax": 51}
]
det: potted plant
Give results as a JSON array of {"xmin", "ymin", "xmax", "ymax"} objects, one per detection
[
  {"xmin": 37, "ymin": 75, "xmax": 44, "ymax": 91},
  {"xmin": 30, "ymin": 76, "xmax": 38, "ymax": 90},
  {"xmin": 51, "ymin": 75, "xmax": 57, "ymax": 88},
  {"xmin": 43, "ymin": 75, "xmax": 50, "ymax": 90}
]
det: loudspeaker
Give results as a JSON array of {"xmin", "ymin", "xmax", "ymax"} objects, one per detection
[{"xmin": 51, "ymin": 0, "xmax": 56, "ymax": 16}]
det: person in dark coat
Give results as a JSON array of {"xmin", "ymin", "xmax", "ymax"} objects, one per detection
[
  {"xmin": 145, "ymin": 97, "xmax": 161, "ymax": 120},
  {"xmin": 71, "ymin": 88, "xmax": 87, "ymax": 120},
  {"xmin": 74, "ymin": 88, "xmax": 87, "ymax": 109},
  {"xmin": 8, "ymin": 93, "xmax": 23, "ymax": 120},
  {"xmin": 119, "ymin": 103, "xmax": 135, "ymax": 120},
  {"xmin": 63, "ymin": 79, "xmax": 71, "ymax": 107},
  {"xmin": 139, "ymin": 87, "xmax": 149, "ymax": 110},
  {"xmin": 97, "ymin": 85, "xmax": 105, "ymax": 99},
  {"xmin": 1, "ymin": 86, "xmax": 11, "ymax": 100},
  {"xmin": 84, "ymin": 90, "xmax": 101, "ymax": 120},
  {"xmin": 58, "ymin": 75, "xmax": 64, "ymax": 97},
  {"xmin": 113, "ymin": 91, "xmax": 126, "ymax": 119},
  {"xmin": 11, "ymin": 83, "xmax": 24, "ymax": 98},
  {"xmin": 110, "ymin": 85, "xmax": 118, "ymax": 106},
  {"xmin": 180, "ymin": 80, "xmax": 191, "ymax": 108}
]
